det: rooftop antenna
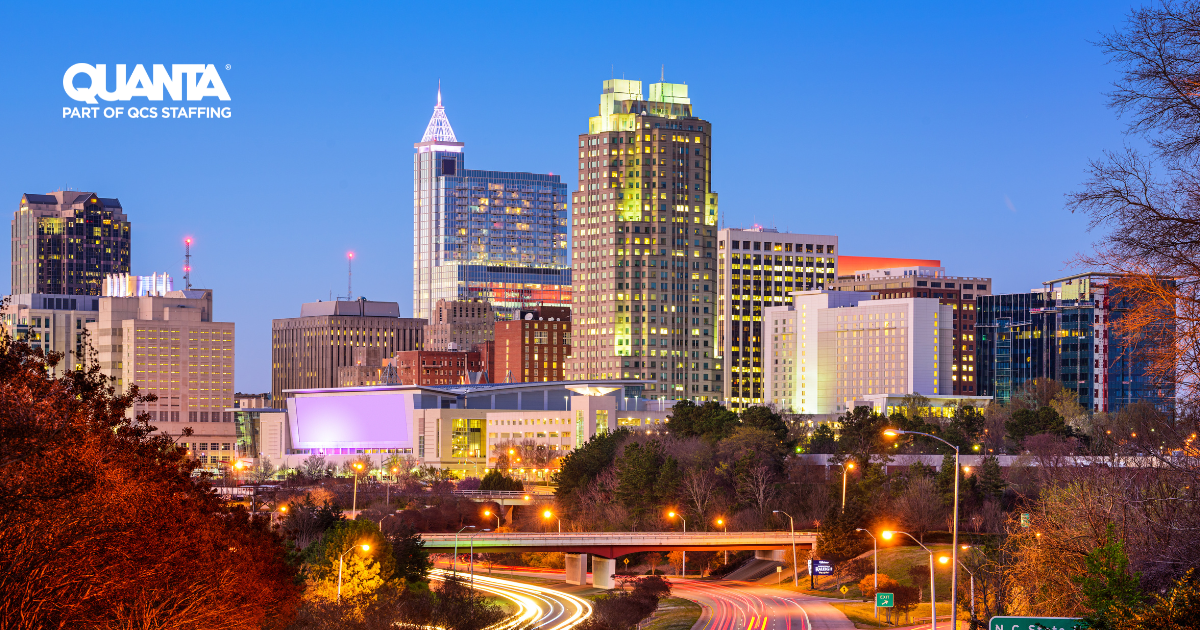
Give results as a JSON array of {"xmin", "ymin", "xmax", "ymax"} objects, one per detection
[
  {"xmin": 661, "ymin": 64, "xmax": 664, "ymax": 81},
  {"xmin": 183, "ymin": 237, "xmax": 192, "ymax": 290},
  {"xmin": 347, "ymin": 251, "xmax": 354, "ymax": 300}
]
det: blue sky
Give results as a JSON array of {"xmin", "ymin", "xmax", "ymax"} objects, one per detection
[{"xmin": 0, "ymin": 1, "xmax": 1140, "ymax": 392}]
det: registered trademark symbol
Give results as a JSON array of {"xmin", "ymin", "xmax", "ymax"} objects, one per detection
[{"xmin": 225, "ymin": 64, "xmax": 231, "ymax": 70}]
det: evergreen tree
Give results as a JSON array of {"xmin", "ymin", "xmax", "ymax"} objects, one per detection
[{"xmin": 1075, "ymin": 524, "xmax": 1143, "ymax": 630}]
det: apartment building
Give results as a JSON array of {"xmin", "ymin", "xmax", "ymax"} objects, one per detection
[
  {"xmin": 12, "ymin": 191, "xmax": 131, "ymax": 296},
  {"xmin": 717, "ymin": 228, "xmax": 838, "ymax": 408}
]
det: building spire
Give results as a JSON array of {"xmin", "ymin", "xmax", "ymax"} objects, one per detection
[{"xmin": 421, "ymin": 83, "xmax": 457, "ymax": 143}]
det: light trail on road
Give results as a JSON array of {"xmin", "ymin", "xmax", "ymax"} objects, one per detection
[{"xmin": 430, "ymin": 568, "xmax": 593, "ymax": 630}]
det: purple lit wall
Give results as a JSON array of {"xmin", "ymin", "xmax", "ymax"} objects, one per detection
[{"xmin": 288, "ymin": 392, "xmax": 415, "ymax": 449}]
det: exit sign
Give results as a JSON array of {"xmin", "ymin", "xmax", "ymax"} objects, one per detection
[
  {"xmin": 876, "ymin": 593, "xmax": 894, "ymax": 607},
  {"xmin": 990, "ymin": 617, "xmax": 1086, "ymax": 630}
]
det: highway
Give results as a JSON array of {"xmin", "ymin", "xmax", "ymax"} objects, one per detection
[
  {"xmin": 675, "ymin": 580, "xmax": 855, "ymax": 630},
  {"xmin": 430, "ymin": 568, "xmax": 593, "ymax": 630}
]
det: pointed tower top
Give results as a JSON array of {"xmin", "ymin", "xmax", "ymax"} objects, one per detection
[{"xmin": 421, "ymin": 84, "xmax": 457, "ymax": 143}]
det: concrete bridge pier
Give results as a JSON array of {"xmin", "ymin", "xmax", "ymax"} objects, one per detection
[
  {"xmin": 756, "ymin": 549, "xmax": 784, "ymax": 561},
  {"xmin": 501, "ymin": 504, "xmax": 514, "ymax": 526},
  {"xmin": 592, "ymin": 557, "xmax": 616, "ymax": 589},
  {"xmin": 564, "ymin": 553, "xmax": 588, "ymax": 585}
]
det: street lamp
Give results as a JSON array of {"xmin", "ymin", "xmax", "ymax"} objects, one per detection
[
  {"xmin": 387, "ymin": 466, "xmax": 399, "ymax": 506},
  {"xmin": 484, "ymin": 509, "xmax": 501, "ymax": 530},
  {"xmin": 667, "ymin": 511, "xmax": 687, "ymax": 578},
  {"xmin": 543, "ymin": 509, "xmax": 561, "ymax": 532},
  {"xmin": 452, "ymin": 525, "xmax": 475, "ymax": 574},
  {"xmin": 856, "ymin": 528, "xmax": 878, "ymax": 620},
  {"xmin": 950, "ymin": 546, "xmax": 979, "ymax": 624},
  {"xmin": 772, "ymin": 510, "xmax": 798, "ymax": 587},
  {"xmin": 885, "ymin": 428, "xmax": 961, "ymax": 629},
  {"xmin": 882, "ymin": 530, "xmax": 937, "ymax": 630},
  {"xmin": 337, "ymin": 543, "xmax": 371, "ymax": 604},
  {"xmin": 839, "ymin": 461, "xmax": 855, "ymax": 512},
  {"xmin": 716, "ymin": 517, "xmax": 728, "ymax": 565},
  {"xmin": 351, "ymin": 461, "xmax": 365, "ymax": 514}
]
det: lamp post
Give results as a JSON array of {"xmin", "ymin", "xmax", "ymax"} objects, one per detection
[
  {"xmin": 772, "ymin": 510, "xmax": 798, "ymax": 587},
  {"xmin": 337, "ymin": 543, "xmax": 371, "ymax": 604},
  {"xmin": 543, "ymin": 509, "xmax": 561, "ymax": 532},
  {"xmin": 452, "ymin": 525, "xmax": 475, "ymax": 574},
  {"xmin": 351, "ymin": 461, "xmax": 365, "ymax": 515},
  {"xmin": 883, "ymin": 530, "xmax": 937, "ymax": 630},
  {"xmin": 953, "ymin": 546, "xmax": 978, "ymax": 624},
  {"xmin": 668, "ymin": 511, "xmax": 686, "ymax": 578},
  {"xmin": 886, "ymin": 428, "xmax": 960, "ymax": 629},
  {"xmin": 387, "ymin": 466, "xmax": 399, "ymax": 506},
  {"xmin": 839, "ymin": 461, "xmax": 855, "ymax": 512},
  {"xmin": 484, "ymin": 509, "xmax": 501, "ymax": 530},
  {"xmin": 716, "ymin": 518, "xmax": 728, "ymax": 565},
  {"xmin": 856, "ymin": 528, "xmax": 878, "ymax": 621}
]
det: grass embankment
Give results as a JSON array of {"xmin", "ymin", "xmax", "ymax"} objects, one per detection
[
  {"xmin": 768, "ymin": 543, "xmax": 958, "ymax": 602},
  {"xmin": 644, "ymin": 597, "xmax": 703, "ymax": 630},
  {"xmin": 829, "ymin": 600, "xmax": 957, "ymax": 628}
]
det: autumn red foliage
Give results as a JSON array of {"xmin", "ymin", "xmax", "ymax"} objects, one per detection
[{"xmin": 0, "ymin": 336, "xmax": 300, "ymax": 629}]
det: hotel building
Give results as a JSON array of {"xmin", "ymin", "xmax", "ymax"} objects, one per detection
[
  {"xmin": 12, "ymin": 191, "xmax": 131, "ymax": 296},
  {"xmin": 763, "ymin": 291, "xmax": 956, "ymax": 415},
  {"xmin": 829, "ymin": 262, "xmax": 991, "ymax": 395},
  {"xmin": 565, "ymin": 79, "xmax": 719, "ymax": 401},
  {"xmin": 717, "ymin": 228, "xmax": 838, "ymax": 408},
  {"xmin": 413, "ymin": 89, "xmax": 570, "ymax": 321}
]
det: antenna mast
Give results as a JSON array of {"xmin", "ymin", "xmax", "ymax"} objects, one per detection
[
  {"xmin": 347, "ymin": 252, "xmax": 354, "ymax": 300},
  {"xmin": 184, "ymin": 238, "xmax": 192, "ymax": 290}
]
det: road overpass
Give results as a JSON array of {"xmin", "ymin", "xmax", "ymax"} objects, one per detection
[{"xmin": 424, "ymin": 531, "xmax": 817, "ymax": 589}]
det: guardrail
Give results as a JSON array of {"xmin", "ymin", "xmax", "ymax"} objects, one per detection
[{"xmin": 421, "ymin": 531, "xmax": 818, "ymax": 553}]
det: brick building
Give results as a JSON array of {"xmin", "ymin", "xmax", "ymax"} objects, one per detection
[
  {"xmin": 392, "ymin": 350, "xmax": 484, "ymax": 386},
  {"xmin": 494, "ymin": 306, "xmax": 571, "ymax": 383}
]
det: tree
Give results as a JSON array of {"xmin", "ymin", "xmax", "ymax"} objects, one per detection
[
  {"xmin": 250, "ymin": 456, "xmax": 277, "ymax": 484},
  {"xmin": 833, "ymin": 406, "xmax": 892, "ymax": 469},
  {"xmin": 977, "ymin": 454, "xmax": 1005, "ymax": 501},
  {"xmin": 900, "ymin": 392, "xmax": 933, "ymax": 422},
  {"xmin": 666, "ymin": 400, "xmax": 739, "ymax": 441},
  {"xmin": 894, "ymin": 476, "xmax": 942, "ymax": 543},
  {"xmin": 479, "ymin": 469, "xmax": 523, "ymax": 491},
  {"xmin": 388, "ymin": 522, "xmax": 432, "ymax": 585},
  {"xmin": 893, "ymin": 583, "xmax": 922, "ymax": 624},
  {"xmin": 806, "ymin": 423, "xmax": 837, "ymax": 454},
  {"xmin": 860, "ymin": 574, "xmax": 903, "ymax": 624},
  {"xmin": 304, "ymin": 519, "xmax": 395, "ymax": 603},
  {"xmin": 0, "ymin": 336, "xmax": 299, "ymax": 628},
  {"xmin": 737, "ymin": 464, "xmax": 780, "ymax": 522},
  {"xmin": 553, "ymin": 429, "xmax": 629, "ymax": 517},
  {"xmin": 281, "ymin": 492, "xmax": 345, "ymax": 549},
  {"xmin": 1111, "ymin": 569, "xmax": 1200, "ymax": 630},
  {"xmin": 679, "ymin": 466, "xmax": 718, "ymax": 527},
  {"xmin": 614, "ymin": 440, "xmax": 678, "ymax": 528},
  {"xmin": 1076, "ymin": 524, "xmax": 1144, "ymax": 630},
  {"xmin": 1005, "ymin": 406, "xmax": 1070, "ymax": 446},
  {"xmin": 301, "ymin": 453, "xmax": 330, "ymax": 478},
  {"xmin": 740, "ymin": 406, "xmax": 790, "ymax": 443}
]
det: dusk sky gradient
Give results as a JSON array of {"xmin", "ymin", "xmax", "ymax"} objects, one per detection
[{"xmin": 0, "ymin": 1, "xmax": 1145, "ymax": 392}]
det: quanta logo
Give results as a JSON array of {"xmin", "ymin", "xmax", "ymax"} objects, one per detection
[{"xmin": 63, "ymin": 64, "xmax": 231, "ymax": 104}]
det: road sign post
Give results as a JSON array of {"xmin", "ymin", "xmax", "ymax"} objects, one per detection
[
  {"xmin": 989, "ymin": 616, "xmax": 1086, "ymax": 630},
  {"xmin": 777, "ymin": 565, "xmax": 783, "ymax": 584}
]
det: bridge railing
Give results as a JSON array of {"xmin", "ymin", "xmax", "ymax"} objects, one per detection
[{"xmin": 450, "ymin": 490, "xmax": 536, "ymax": 498}]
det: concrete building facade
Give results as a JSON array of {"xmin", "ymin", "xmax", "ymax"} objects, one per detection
[
  {"xmin": 85, "ymin": 289, "xmax": 236, "ymax": 469},
  {"xmin": 717, "ymin": 228, "xmax": 839, "ymax": 408},
  {"xmin": 565, "ymin": 79, "xmax": 720, "ymax": 401},
  {"xmin": 12, "ymin": 191, "xmax": 130, "ymax": 296},
  {"xmin": 270, "ymin": 298, "xmax": 425, "ymax": 402},
  {"xmin": 423, "ymin": 299, "xmax": 496, "ymax": 351},
  {"xmin": 763, "ymin": 291, "xmax": 954, "ymax": 415}
]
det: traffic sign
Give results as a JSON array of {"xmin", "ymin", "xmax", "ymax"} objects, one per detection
[
  {"xmin": 876, "ymin": 593, "xmax": 894, "ymax": 607},
  {"xmin": 839, "ymin": 585, "xmax": 849, "ymax": 594},
  {"xmin": 811, "ymin": 560, "xmax": 835, "ymax": 576},
  {"xmin": 1020, "ymin": 513, "xmax": 1031, "ymax": 528},
  {"xmin": 990, "ymin": 616, "xmax": 1086, "ymax": 630}
]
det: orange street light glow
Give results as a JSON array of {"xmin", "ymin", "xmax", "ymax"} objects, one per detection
[
  {"xmin": 543, "ymin": 510, "xmax": 553, "ymax": 519},
  {"xmin": 361, "ymin": 544, "xmax": 370, "ymax": 552},
  {"xmin": 939, "ymin": 556, "xmax": 950, "ymax": 564},
  {"xmin": 847, "ymin": 462, "xmax": 855, "ymax": 470},
  {"xmin": 523, "ymin": 495, "xmax": 530, "ymax": 500},
  {"xmin": 882, "ymin": 531, "xmax": 894, "ymax": 540}
]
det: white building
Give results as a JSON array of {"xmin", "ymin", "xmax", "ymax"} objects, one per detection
[
  {"xmin": 763, "ymin": 291, "xmax": 954, "ymax": 415},
  {"xmin": 1, "ymin": 294, "xmax": 101, "ymax": 376}
]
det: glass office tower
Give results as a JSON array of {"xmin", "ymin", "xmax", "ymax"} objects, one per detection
[{"xmin": 412, "ymin": 89, "xmax": 571, "ymax": 321}]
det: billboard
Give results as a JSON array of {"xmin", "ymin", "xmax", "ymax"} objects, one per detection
[{"xmin": 287, "ymin": 391, "xmax": 416, "ymax": 449}]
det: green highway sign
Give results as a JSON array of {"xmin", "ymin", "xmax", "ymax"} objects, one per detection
[
  {"xmin": 876, "ymin": 593, "xmax": 894, "ymax": 607},
  {"xmin": 990, "ymin": 616, "xmax": 1086, "ymax": 630}
]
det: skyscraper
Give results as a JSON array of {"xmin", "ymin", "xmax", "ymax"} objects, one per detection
[
  {"xmin": 717, "ymin": 228, "xmax": 838, "ymax": 408},
  {"xmin": 11, "ymin": 191, "xmax": 131, "ymax": 295},
  {"xmin": 412, "ymin": 88, "xmax": 571, "ymax": 321},
  {"xmin": 564, "ymin": 79, "xmax": 719, "ymax": 401}
]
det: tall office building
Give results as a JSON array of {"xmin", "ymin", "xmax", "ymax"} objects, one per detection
[
  {"xmin": 716, "ymin": 228, "xmax": 838, "ymax": 408},
  {"xmin": 12, "ymin": 191, "xmax": 131, "ymax": 295},
  {"xmin": 412, "ymin": 89, "xmax": 571, "ymax": 321},
  {"xmin": 829, "ymin": 263, "xmax": 991, "ymax": 395},
  {"xmin": 271, "ymin": 298, "xmax": 425, "ymax": 402},
  {"xmin": 565, "ymin": 79, "xmax": 719, "ymax": 401},
  {"xmin": 0, "ymin": 294, "xmax": 100, "ymax": 375},
  {"xmin": 977, "ymin": 273, "xmax": 1174, "ymax": 414},
  {"xmin": 85, "ymin": 289, "xmax": 236, "ymax": 468}
]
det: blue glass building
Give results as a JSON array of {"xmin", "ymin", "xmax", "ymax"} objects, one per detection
[{"xmin": 412, "ymin": 89, "xmax": 570, "ymax": 321}]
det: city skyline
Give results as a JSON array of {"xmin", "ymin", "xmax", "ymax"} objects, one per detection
[{"xmin": 0, "ymin": 1, "xmax": 1141, "ymax": 392}]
